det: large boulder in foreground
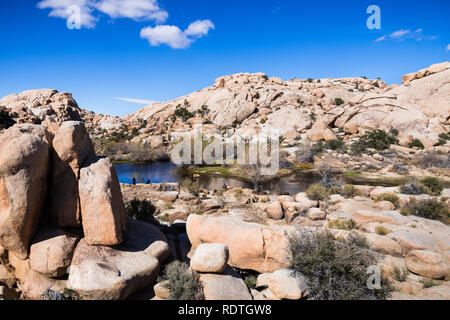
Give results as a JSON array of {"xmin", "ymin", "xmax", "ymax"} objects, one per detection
[
  {"xmin": 79, "ymin": 157, "xmax": 127, "ymax": 246},
  {"xmin": 29, "ymin": 226, "xmax": 80, "ymax": 277},
  {"xmin": 0, "ymin": 124, "xmax": 51, "ymax": 259},
  {"xmin": 267, "ymin": 269, "xmax": 309, "ymax": 300},
  {"xmin": 50, "ymin": 121, "xmax": 95, "ymax": 228},
  {"xmin": 68, "ymin": 217, "xmax": 170, "ymax": 300},
  {"xmin": 190, "ymin": 243, "xmax": 229, "ymax": 273},
  {"xmin": 187, "ymin": 215, "xmax": 291, "ymax": 273}
]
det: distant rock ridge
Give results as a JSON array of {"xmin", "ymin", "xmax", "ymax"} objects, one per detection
[{"xmin": 0, "ymin": 61, "xmax": 448, "ymax": 149}]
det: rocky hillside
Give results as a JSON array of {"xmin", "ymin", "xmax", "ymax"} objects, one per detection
[{"xmin": 1, "ymin": 62, "xmax": 448, "ymax": 154}]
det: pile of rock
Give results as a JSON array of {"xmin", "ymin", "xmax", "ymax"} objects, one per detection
[{"xmin": 0, "ymin": 121, "xmax": 170, "ymax": 300}]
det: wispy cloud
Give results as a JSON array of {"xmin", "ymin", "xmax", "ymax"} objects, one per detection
[
  {"xmin": 390, "ymin": 29, "xmax": 411, "ymax": 39},
  {"xmin": 375, "ymin": 28, "xmax": 438, "ymax": 42},
  {"xmin": 271, "ymin": 6, "xmax": 281, "ymax": 14},
  {"xmin": 116, "ymin": 97, "xmax": 155, "ymax": 105},
  {"xmin": 37, "ymin": 0, "xmax": 215, "ymax": 49},
  {"xmin": 140, "ymin": 19, "xmax": 215, "ymax": 49},
  {"xmin": 447, "ymin": 44, "xmax": 450, "ymax": 52}
]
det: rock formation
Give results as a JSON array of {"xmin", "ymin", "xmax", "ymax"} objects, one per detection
[{"xmin": 0, "ymin": 122, "xmax": 170, "ymax": 300}]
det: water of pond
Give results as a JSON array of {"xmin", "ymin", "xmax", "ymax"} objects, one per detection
[{"xmin": 114, "ymin": 162, "xmax": 320, "ymax": 195}]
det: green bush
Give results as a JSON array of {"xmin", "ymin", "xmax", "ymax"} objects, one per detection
[
  {"xmin": 125, "ymin": 198, "xmax": 158, "ymax": 225},
  {"xmin": 182, "ymin": 177, "xmax": 202, "ymax": 196},
  {"xmin": 420, "ymin": 177, "xmax": 443, "ymax": 196},
  {"xmin": 351, "ymin": 130, "xmax": 398, "ymax": 154},
  {"xmin": 327, "ymin": 218, "xmax": 357, "ymax": 231},
  {"xmin": 438, "ymin": 132, "xmax": 450, "ymax": 140},
  {"xmin": 325, "ymin": 139, "xmax": 346, "ymax": 151},
  {"xmin": 408, "ymin": 139, "xmax": 424, "ymax": 150},
  {"xmin": 172, "ymin": 104, "xmax": 195, "ymax": 122},
  {"xmin": 341, "ymin": 184, "xmax": 362, "ymax": 198},
  {"xmin": 335, "ymin": 98, "xmax": 345, "ymax": 106},
  {"xmin": 376, "ymin": 193, "xmax": 400, "ymax": 208},
  {"xmin": 328, "ymin": 186, "xmax": 342, "ymax": 195},
  {"xmin": 289, "ymin": 231, "xmax": 392, "ymax": 300},
  {"xmin": 306, "ymin": 184, "xmax": 329, "ymax": 201},
  {"xmin": 244, "ymin": 276, "xmax": 257, "ymax": 289},
  {"xmin": 159, "ymin": 261, "xmax": 203, "ymax": 300},
  {"xmin": 400, "ymin": 199, "xmax": 449, "ymax": 223}
]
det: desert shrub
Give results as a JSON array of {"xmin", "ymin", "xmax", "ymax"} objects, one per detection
[
  {"xmin": 420, "ymin": 177, "xmax": 443, "ymax": 196},
  {"xmin": 400, "ymin": 199, "xmax": 449, "ymax": 223},
  {"xmin": 234, "ymin": 188, "xmax": 244, "ymax": 198},
  {"xmin": 391, "ymin": 266, "xmax": 408, "ymax": 282},
  {"xmin": 376, "ymin": 193, "xmax": 399, "ymax": 208},
  {"xmin": 327, "ymin": 218, "xmax": 357, "ymax": 231},
  {"xmin": 400, "ymin": 179, "xmax": 428, "ymax": 195},
  {"xmin": 196, "ymin": 105, "xmax": 211, "ymax": 117},
  {"xmin": 181, "ymin": 177, "xmax": 202, "ymax": 196},
  {"xmin": 328, "ymin": 186, "xmax": 342, "ymax": 195},
  {"xmin": 438, "ymin": 132, "xmax": 450, "ymax": 140},
  {"xmin": 318, "ymin": 164, "xmax": 341, "ymax": 189},
  {"xmin": 306, "ymin": 184, "xmax": 329, "ymax": 201},
  {"xmin": 312, "ymin": 140, "xmax": 325, "ymax": 153},
  {"xmin": 172, "ymin": 104, "xmax": 195, "ymax": 122},
  {"xmin": 289, "ymin": 231, "xmax": 392, "ymax": 300},
  {"xmin": 125, "ymin": 198, "xmax": 159, "ymax": 225},
  {"xmin": 341, "ymin": 184, "xmax": 362, "ymax": 198},
  {"xmin": 350, "ymin": 139, "xmax": 368, "ymax": 155},
  {"xmin": 295, "ymin": 145, "xmax": 316, "ymax": 163},
  {"xmin": 159, "ymin": 261, "xmax": 203, "ymax": 300},
  {"xmin": 392, "ymin": 163, "xmax": 408, "ymax": 174},
  {"xmin": 416, "ymin": 153, "xmax": 449, "ymax": 169},
  {"xmin": 325, "ymin": 139, "xmax": 346, "ymax": 151},
  {"xmin": 334, "ymin": 98, "xmax": 345, "ymax": 106},
  {"xmin": 389, "ymin": 128, "xmax": 399, "ymax": 136},
  {"xmin": 408, "ymin": 139, "xmax": 424, "ymax": 150},
  {"xmin": 375, "ymin": 226, "xmax": 391, "ymax": 236},
  {"xmin": 244, "ymin": 276, "xmax": 257, "ymax": 289},
  {"xmin": 352, "ymin": 130, "xmax": 398, "ymax": 153},
  {"xmin": 420, "ymin": 278, "xmax": 437, "ymax": 289},
  {"xmin": 41, "ymin": 288, "xmax": 79, "ymax": 300}
]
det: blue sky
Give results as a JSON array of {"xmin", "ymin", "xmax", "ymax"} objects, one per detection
[{"xmin": 1, "ymin": 0, "xmax": 449, "ymax": 116}]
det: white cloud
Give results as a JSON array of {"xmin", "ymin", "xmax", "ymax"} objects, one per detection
[
  {"xmin": 447, "ymin": 44, "xmax": 450, "ymax": 52},
  {"xmin": 185, "ymin": 20, "xmax": 215, "ymax": 37},
  {"xmin": 390, "ymin": 29, "xmax": 411, "ymax": 39},
  {"xmin": 141, "ymin": 25, "xmax": 191, "ymax": 49},
  {"xmin": 37, "ymin": 1, "xmax": 215, "ymax": 49},
  {"xmin": 37, "ymin": 0, "xmax": 168, "ymax": 27},
  {"xmin": 116, "ymin": 97, "xmax": 154, "ymax": 104},
  {"xmin": 141, "ymin": 20, "xmax": 215, "ymax": 49},
  {"xmin": 376, "ymin": 28, "xmax": 438, "ymax": 42},
  {"xmin": 95, "ymin": 0, "xmax": 168, "ymax": 22}
]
